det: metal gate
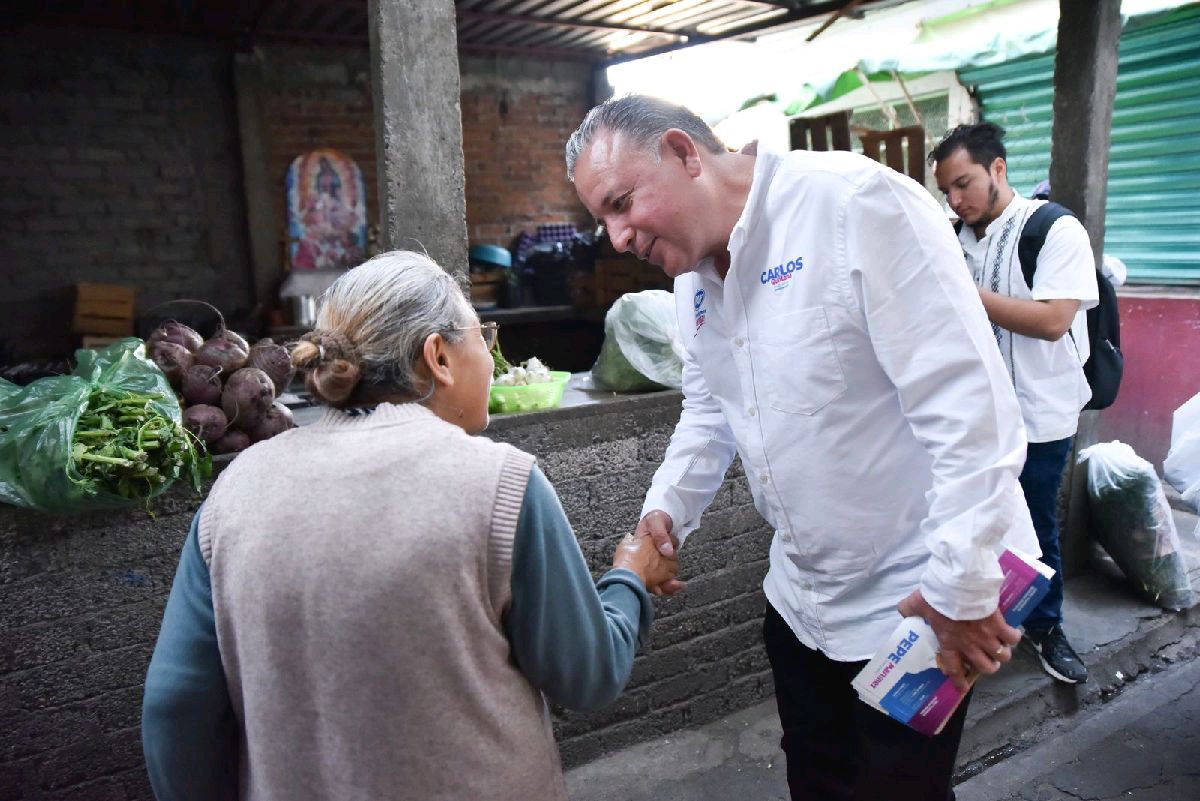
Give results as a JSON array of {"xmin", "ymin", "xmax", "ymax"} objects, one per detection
[{"xmin": 959, "ymin": 3, "xmax": 1200, "ymax": 285}]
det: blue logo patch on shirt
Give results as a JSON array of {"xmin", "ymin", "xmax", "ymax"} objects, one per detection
[
  {"xmin": 693, "ymin": 289, "xmax": 707, "ymax": 331},
  {"xmin": 761, "ymin": 257, "xmax": 804, "ymax": 292}
]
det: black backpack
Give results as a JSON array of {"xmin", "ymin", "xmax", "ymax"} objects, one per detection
[
  {"xmin": 956, "ymin": 202, "xmax": 1123, "ymax": 410},
  {"xmin": 1016, "ymin": 203, "xmax": 1122, "ymax": 410}
]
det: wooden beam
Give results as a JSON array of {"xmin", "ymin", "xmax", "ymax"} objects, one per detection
[
  {"xmin": 604, "ymin": 0, "xmax": 868, "ymax": 65},
  {"xmin": 806, "ymin": 0, "xmax": 864, "ymax": 42},
  {"xmin": 457, "ymin": 8, "xmax": 688, "ymax": 39}
]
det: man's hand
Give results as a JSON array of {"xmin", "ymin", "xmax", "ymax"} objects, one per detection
[
  {"xmin": 613, "ymin": 532, "xmax": 678, "ymax": 594},
  {"xmin": 634, "ymin": 510, "xmax": 685, "ymax": 596},
  {"xmin": 897, "ymin": 589, "xmax": 1022, "ymax": 691}
]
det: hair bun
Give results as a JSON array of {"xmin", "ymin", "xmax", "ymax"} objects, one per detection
[{"xmin": 293, "ymin": 330, "xmax": 363, "ymax": 406}]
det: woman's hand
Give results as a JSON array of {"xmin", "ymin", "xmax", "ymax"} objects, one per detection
[{"xmin": 612, "ymin": 532, "xmax": 678, "ymax": 593}]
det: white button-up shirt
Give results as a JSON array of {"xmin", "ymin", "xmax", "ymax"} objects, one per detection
[
  {"xmin": 957, "ymin": 194, "xmax": 1098, "ymax": 443},
  {"xmin": 642, "ymin": 149, "xmax": 1039, "ymax": 661}
]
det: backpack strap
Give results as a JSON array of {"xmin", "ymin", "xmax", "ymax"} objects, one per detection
[{"xmin": 1016, "ymin": 201, "xmax": 1077, "ymax": 289}]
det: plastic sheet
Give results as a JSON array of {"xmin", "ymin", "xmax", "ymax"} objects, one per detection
[
  {"xmin": 590, "ymin": 290, "xmax": 686, "ymax": 393},
  {"xmin": 0, "ymin": 339, "xmax": 207, "ymax": 513}
]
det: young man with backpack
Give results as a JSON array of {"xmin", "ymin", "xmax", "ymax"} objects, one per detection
[{"xmin": 932, "ymin": 122, "xmax": 1100, "ymax": 685}]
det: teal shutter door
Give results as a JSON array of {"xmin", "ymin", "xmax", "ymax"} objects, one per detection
[{"xmin": 959, "ymin": 3, "xmax": 1200, "ymax": 285}]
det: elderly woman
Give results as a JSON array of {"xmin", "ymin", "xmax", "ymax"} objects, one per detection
[{"xmin": 141, "ymin": 251, "xmax": 677, "ymax": 801}]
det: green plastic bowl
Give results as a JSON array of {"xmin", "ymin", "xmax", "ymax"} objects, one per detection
[{"xmin": 489, "ymin": 371, "xmax": 570, "ymax": 414}]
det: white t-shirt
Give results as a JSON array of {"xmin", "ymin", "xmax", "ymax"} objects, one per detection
[
  {"xmin": 641, "ymin": 149, "xmax": 1038, "ymax": 660},
  {"xmin": 957, "ymin": 195, "xmax": 1099, "ymax": 443}
]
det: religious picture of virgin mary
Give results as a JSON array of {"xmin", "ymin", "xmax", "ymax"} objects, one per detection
[{"xmin": 286, "ymin": 149, "xmax": 368, "ymax": 270}]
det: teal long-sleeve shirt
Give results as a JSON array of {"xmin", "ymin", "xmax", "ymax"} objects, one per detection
[{"xmin": 142, "ymin": 464, "xmax": 653, "ymax": 801}]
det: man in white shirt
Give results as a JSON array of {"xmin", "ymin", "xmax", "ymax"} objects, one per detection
[
  {"xmin": 566, "ymin": 95, "xmax": 1039, "ymax": 801},
  {"xmin": 932, "ymin": 123, "xmax": 1098, "ymax": 686}
]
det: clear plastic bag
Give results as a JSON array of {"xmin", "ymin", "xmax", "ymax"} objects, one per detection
[
  {"xmin": 1164, "ymin": 391, "xmax": 1200, "ymax": 518},
  {"xmin": 590, "ymin": 290, "xmax": 685, "ymax": 392},
  {"xmin": 0, "ymin": 338, "xmax": 208, "ymax": 513},
  {"xmin": 1079, "ymin": 441, "xmax": 1195, "ymax": 610}
]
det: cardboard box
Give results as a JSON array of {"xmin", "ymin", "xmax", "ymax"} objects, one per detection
[{"xmin": 852, "ymin": 548, "xmax": 1053, "ymax": 736}]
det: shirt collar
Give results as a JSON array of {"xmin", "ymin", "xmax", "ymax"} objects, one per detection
[
  {"xmin": 727, "ymin": 148, "xmax": 780, "ymax": 268},
  {"xmin": 959, "ymin": 192, "xmax": 1031, "ymax": 245},
  {"xmin": 984, "ymin": 192, "xmax": 1030, "ymax": 237}
]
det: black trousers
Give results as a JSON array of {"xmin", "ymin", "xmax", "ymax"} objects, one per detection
[{"xmin": 763, "ymin": 604, "xmax": 970, "ymax": 801}]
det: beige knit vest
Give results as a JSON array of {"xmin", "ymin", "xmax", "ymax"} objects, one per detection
[{"xmin": 199, "ymin": 403, "xmax": 567, "ymax": 801}]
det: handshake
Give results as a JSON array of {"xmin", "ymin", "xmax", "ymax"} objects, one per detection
[{"xmin": 612, "ymin": 509, "xmax": 684, "ymax": 596}]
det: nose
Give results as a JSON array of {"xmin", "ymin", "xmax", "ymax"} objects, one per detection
[
  {"xmin": 947, "ymin": 188, "xmax": 963, "ymax": 211},
  {"xmin": 607, "ymin": 219, "xmax": 636, "ymax": 254}
]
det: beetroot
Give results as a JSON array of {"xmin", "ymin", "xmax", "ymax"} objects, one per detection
[
  {"xmin": 147, "ymin": 320, "xmax": 204, "ymax": 353},
  {"xmin": 183, "ymin": 404, "xmax": 228, "ymax": 445},
  {"xmin": 211, "ymin": 429, "xmax": 251, "ymax": 455},
  {"xmin": 245, "ymin": 401, "xmax": 295, "ymax": 442},
  {"xmin": 182, "ymin": 364, "xmax": 224, "ymax": 407},
  {"xmin": 194, "ymin": 335, "xmax": 249, "ymax": 374},
  {"xmin": 149, "ymin": 341, "xmax": 193, "ymax": 389},
  {"xmin": 247, "ymin": 338, "xmax": 295, "ymax": 395},
  {"xmin": 222, "ymin": 367, "xmax": 275, "ymax": 428},
  {"xmin": 210, "ymin": 327, "xmax": 250, "ymax": 353}
]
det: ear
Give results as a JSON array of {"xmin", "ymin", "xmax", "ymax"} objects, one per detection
[
  {"xmin": 419, "ymin": 332, "xmax": 455, "ymax": 390},
  {"xmin": 662, "ymin": 129, "xmax": 703, "ymax": 178},
  {"xmin": 990, "ymin": 156, "xmax": 1008, "ymax": 183}
]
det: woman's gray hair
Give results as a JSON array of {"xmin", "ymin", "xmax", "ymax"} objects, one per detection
[
  {"xmin": 314, "ymin": 250, "xmax": 473, "ymax": 398},
  {"xmin": 565, "ymin": 94, "xmax": 727, "ymax": 181}
]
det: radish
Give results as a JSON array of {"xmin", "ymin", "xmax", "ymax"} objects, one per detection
[
  {"xmin": 245, "ymin": 401, "xmax": 295, "ymax": 442},
  {"xmin": 247, "ymin": 338, "xmax": 295, "ymax": 395},
  {"xmin": 182, "ymin": 364, "xmax": 224, "ymax": 407},
  {"xmin": 149, "ymin": 341, "xmax": 193, "ymax": 389},
  {"xmin": 194, "ymin": 335, "xmax": 249, "ymax": 374},
  {"xmin": 211, "ymin": 429, "xmax": 251, "ymax": 455},
  {"xmin": 147, "ymin": 320, "xmax": 204, "ymax": 353},
  {"xmin": 221, "ymin": 367, "xmax": 275, "ymax": 428},
  {"xmin": 183, "ymin": 404, "xmax": 228, "ymax": 445}
]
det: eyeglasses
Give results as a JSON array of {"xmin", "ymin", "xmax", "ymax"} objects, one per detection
[{"xmin": 449, "ymin": 321, "xmax": 499, "ymax": 350}]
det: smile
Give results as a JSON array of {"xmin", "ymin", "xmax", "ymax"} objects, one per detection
[{"xmin": 641, "ymin": 238, "xmax": 657, "ymax": 262}]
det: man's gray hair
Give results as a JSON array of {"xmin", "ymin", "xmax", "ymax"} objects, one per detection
[
  {"xmin": 564, "ymin": 94, "xmax": 727, "ymax": 181},
  {"xmin": 315, "ymin": 250, "xmax": 472, "ymax": 397}
]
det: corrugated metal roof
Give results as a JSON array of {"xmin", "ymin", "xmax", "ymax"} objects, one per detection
[
  {"xmin": 12, "ymin": 1, "xmax": 889, "ymax": 63},
  {"xmin": 959, "ymin": 3, "xmax": 1200, "ymax": 285}
]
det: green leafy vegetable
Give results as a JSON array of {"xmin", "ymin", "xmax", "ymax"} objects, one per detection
[
  {"xmin": 67, "ymin": 386, "xmax": 210, "ymax": 505},
  {"xmin": 491, "ymin": 338, "xmax": 511, "ymax": 379},
  {"xmin": 0, "ymin": 338, "xmax": 210, "ymax": 514}
]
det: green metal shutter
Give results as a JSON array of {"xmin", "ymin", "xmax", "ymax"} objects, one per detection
[{"xmin": 958, "ymin": 3, "xmax": 1200, "ymax": 285}]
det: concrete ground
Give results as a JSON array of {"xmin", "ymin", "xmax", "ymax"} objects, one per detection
[
  {"xmin": 956, "ymin": 639, "xmax": 1200, "ymax": 801},
  {"xmin": 567, "ymin": 503, "xmax": 1200, "ymax": 801}
]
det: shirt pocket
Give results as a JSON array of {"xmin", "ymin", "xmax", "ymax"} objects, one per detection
[{"xmin": 756, "ymin": 306, "xmax": 848, "ymax": 415}]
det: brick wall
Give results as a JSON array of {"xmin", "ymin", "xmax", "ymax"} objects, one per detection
[
  {"xmin": 254, "ymin": 48, "xmax": 594, "ymax": 253},
  {"xmin": 0, "ymin": 33, "xmax": 597, "ymax": 362},
  {"xmin": 0, "ymin": 395, "xmax": 774, "ymax": 798},
  {"xmin": 0, "ymin": 28, "xmax": 253, "ymax": 362},
  {"xmin": 254, "ymin": 45, "xmax": 380, "ymax": 250},
  {"xmin": 460, "ymin": 53, "xmax": 594, "ymax": 247}
]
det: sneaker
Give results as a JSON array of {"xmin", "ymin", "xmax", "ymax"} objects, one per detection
[{"xmin": 1024, "ymin": 625, "xmax": 1089, "ymax": 684}]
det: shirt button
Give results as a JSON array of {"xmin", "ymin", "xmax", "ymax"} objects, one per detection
[
  {"xmin": 759, "ymin": 472, "xmax": 769, "ymax": 484},
  {"xmin": 734, "ymin": 337, "xmax": 745, "ymax": 347},
  {"xmin": 747, "ymin": 406, "xmax": 756, "ymax": 417}
]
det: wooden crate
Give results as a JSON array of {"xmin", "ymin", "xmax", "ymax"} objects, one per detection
[
  {"xmin": 80, "ymin": 335, "xmax": 126, "ymax": 350},
  {"xmin": 73, "ymin": 283, "xmax": 136, "ymax": 336}
]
